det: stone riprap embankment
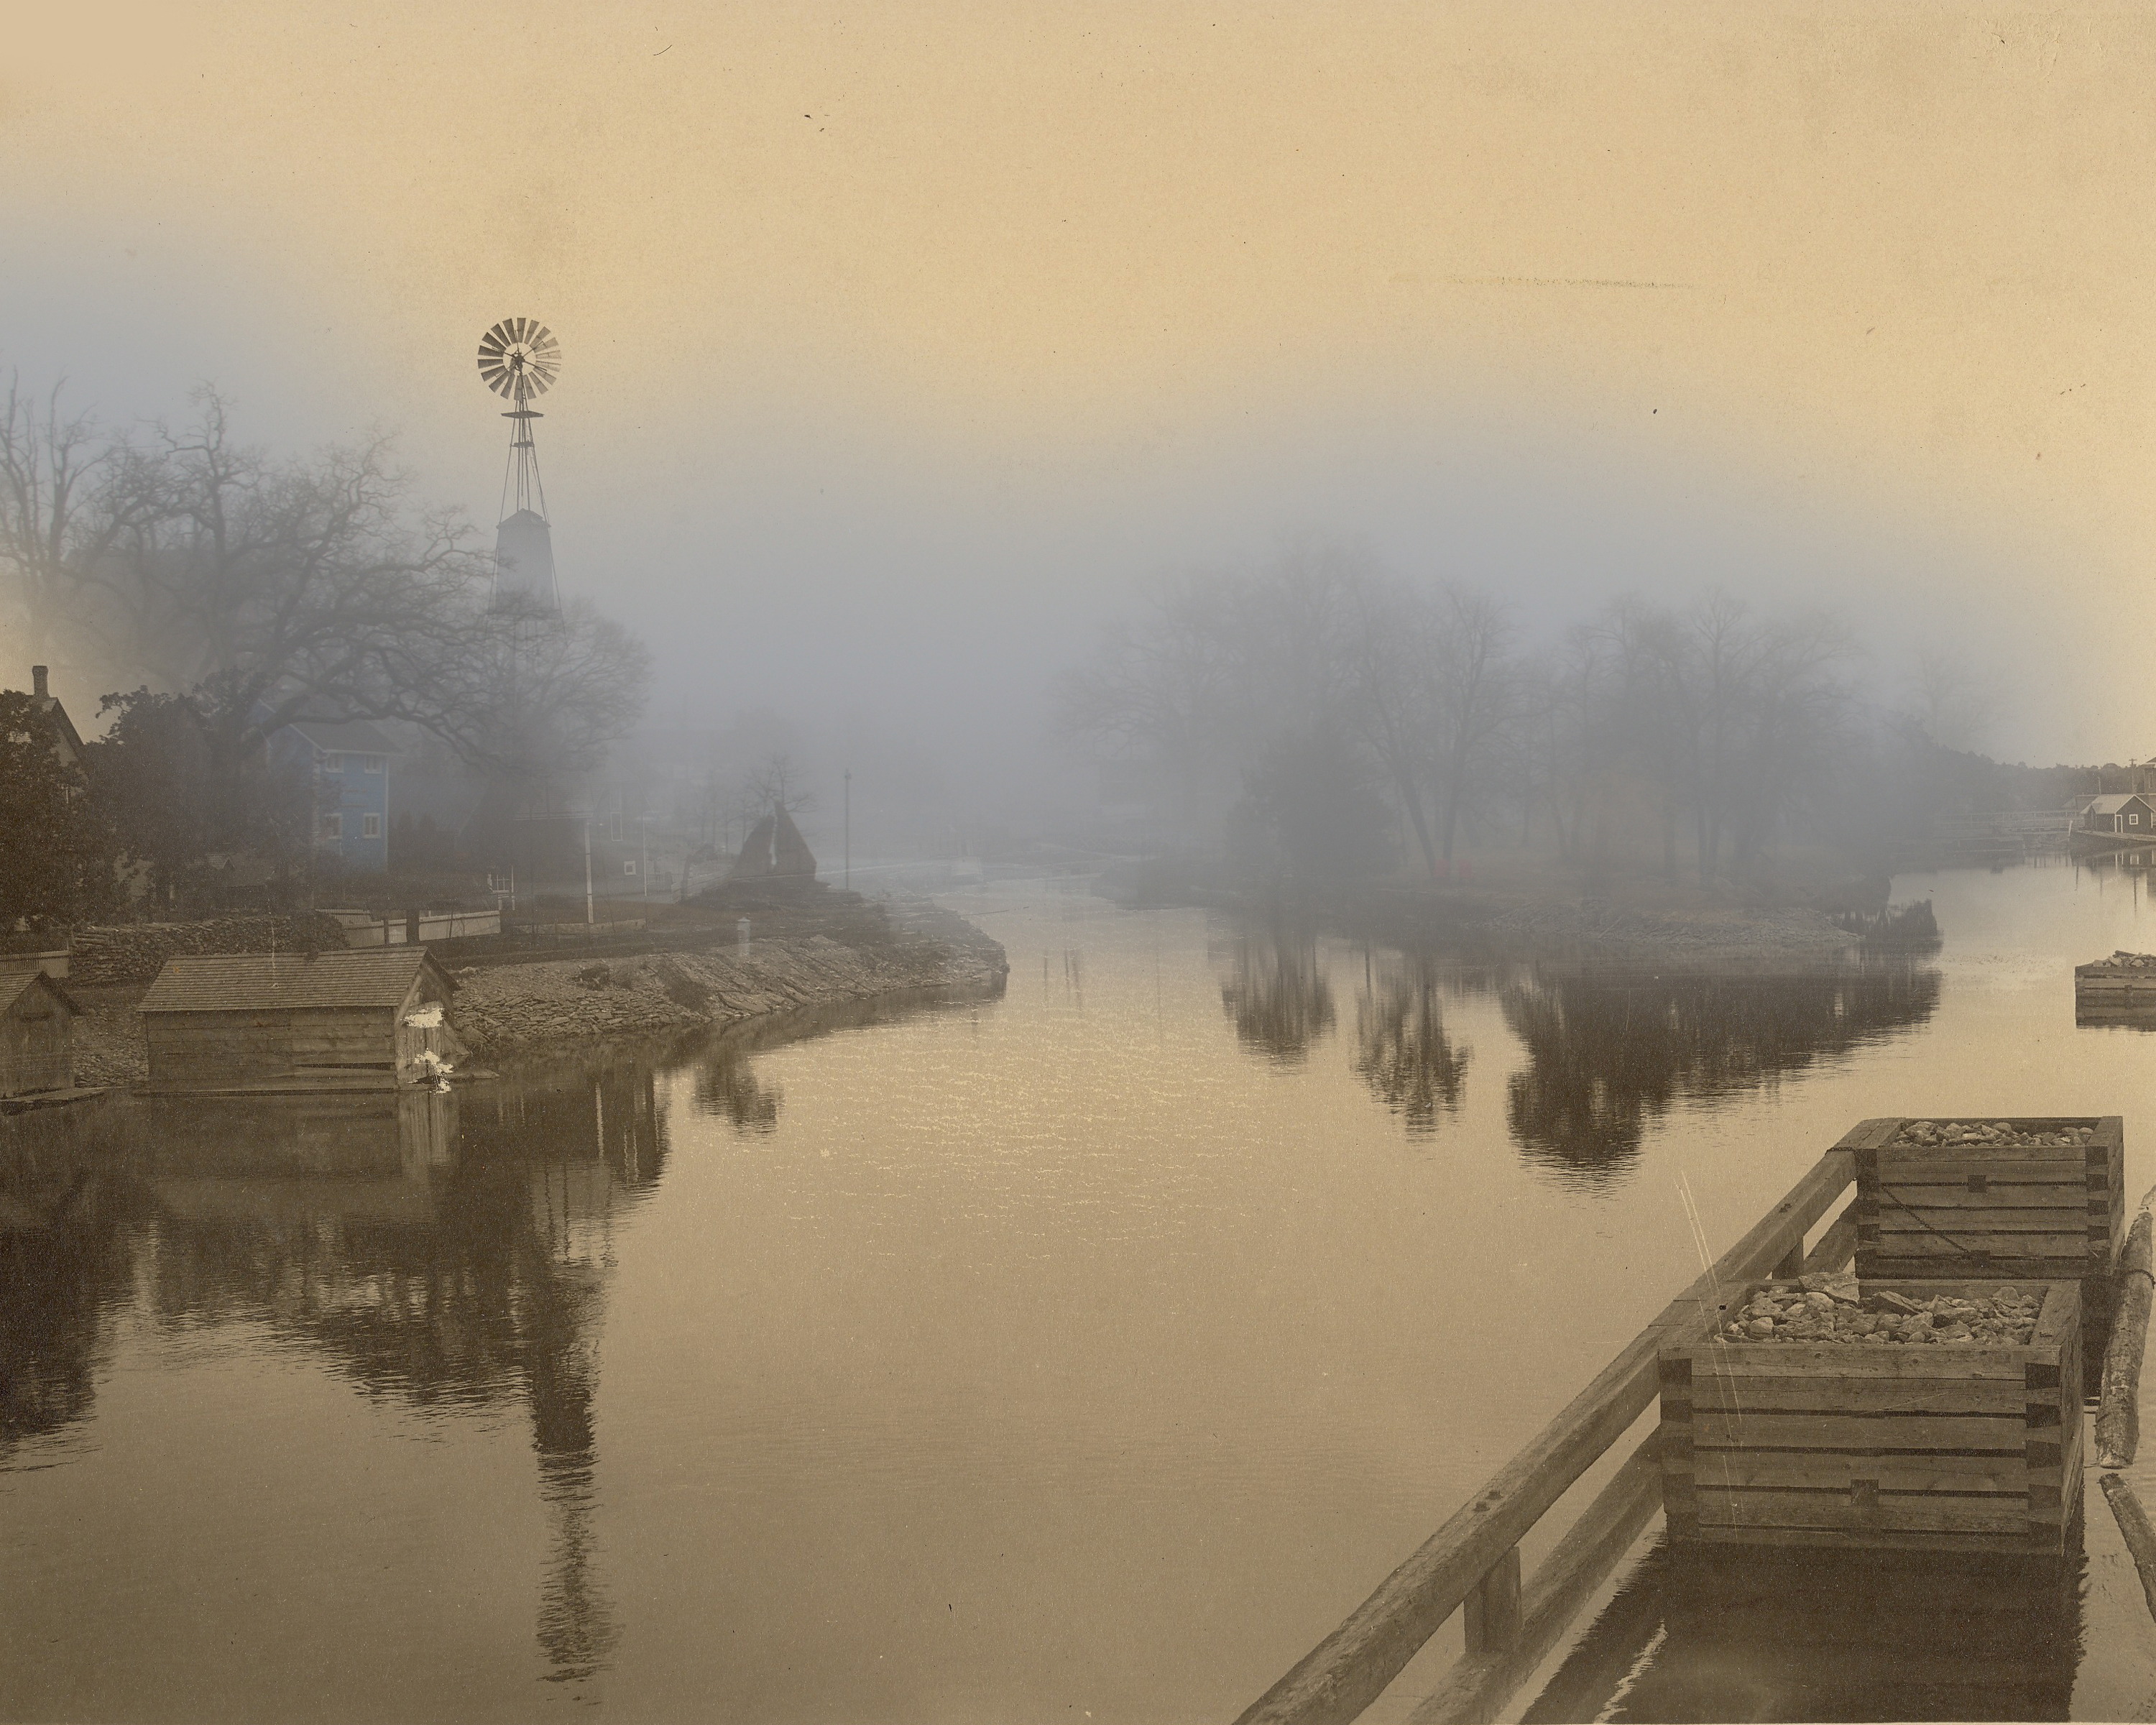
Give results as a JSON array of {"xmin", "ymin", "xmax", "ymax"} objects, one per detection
[
  {"xmin": 450, "ymin": 906, "xmax": 1007, "ymax": 1059},
  {"xmin": 68, "ymin": 915, "xmax": 352, "ymax": 985},
  {"xmin": 1718, "ymin": 1274, "xmax": 2043, "ymax": 1347}
]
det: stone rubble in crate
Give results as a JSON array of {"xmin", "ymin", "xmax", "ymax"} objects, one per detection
[
  {"xmin": 1718, "ymin": 1280, "xmax": 2042, "ymax": 1346},
  {"xmin": 1892, "ymin": 1119, "xmax": 2094, "ymax": 1148}
]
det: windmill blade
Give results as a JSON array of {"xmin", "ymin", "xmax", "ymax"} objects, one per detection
[{"xmin": 476, "ymin": 319, "xmax": 559, "ymax": 398}]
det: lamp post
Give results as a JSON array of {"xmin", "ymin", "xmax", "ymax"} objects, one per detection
[
  {"xmin": 635, "ymin": 814, "xmax": 655, "ymax": 906},
  {"xmin": 584, "ymin": 816, "xmax": 594, "ymax": 927},
  {"xmin": 844, "ymin": 768, "xmax": 852, "ymax": 891}
]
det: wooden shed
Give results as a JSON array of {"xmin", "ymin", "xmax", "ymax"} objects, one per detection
[
  {"xmin": 138, "ymin": 949, "xmax": 464, "ymax": 1095},
  {"xmin": 2078, "ymin": 793, "xmax": 2156, "ymax": 834},
  {"xmin": 1, "ymin": 971, "xmax": 79, "ymax": 1098}
]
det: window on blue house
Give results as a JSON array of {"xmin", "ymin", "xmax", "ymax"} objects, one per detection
[
  {"xmin": 362, "ymin": 755, "xmax": 384, "ymax": 773},
  {"xmin": 363, "ymin": 814, "xmax": 381, "ymax": 838},
  {"xmin": 322, "ymin": 813, "xmax": 342, "ymax": 840},
  {"xmin": 625, "ymin": 860, "xmax": 637, "ymax": 875},
  {"xmin": 323, "ymin": 753, "xmax": 344, "ymax": 773}
]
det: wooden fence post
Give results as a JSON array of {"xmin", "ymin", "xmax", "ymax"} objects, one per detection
[{"xmin": 1461, "ymin": 1547, "xmax": 1521, "ymax": 1655}]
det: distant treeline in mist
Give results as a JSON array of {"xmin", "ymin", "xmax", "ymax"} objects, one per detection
[
  {"xmin": 0, "ymin": 376, "xmax": 651, "ymax": 922},
  {"xmin": 0, "ymin": 379, "xmax": 649, "ymax": 772},
  {"xmin": 1057, "ymin": 540, "xmax": 2065, "ymax": 898}
]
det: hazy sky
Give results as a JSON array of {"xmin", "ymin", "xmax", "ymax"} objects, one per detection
[{"xmin": 5, "ymin": 3, "xmax": 2152, "ymax": 768}]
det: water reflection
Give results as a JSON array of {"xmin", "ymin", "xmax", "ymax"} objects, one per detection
[
  {"xmin": 0, "ymin": 1110, "xmax": 136, "ymax": 1457},
  {"xmin": 1351, "ymin": 951, "xmax": 1471, "ymax": 1139},
  {"xmin": 1527, "ymin": 1535, "xmax": 2083, "ymax": 1722},
  {"xmin": 1215, "ymin": 926, "xmax": 1336, "ymax": 1065},
  {"xmin": 0, "ymin": 1054, "xmax": 675, "ymax": 1692},
  {"xmin": 1501, "ymin": 961, "xmax": 1943, "ymax": 1181}
]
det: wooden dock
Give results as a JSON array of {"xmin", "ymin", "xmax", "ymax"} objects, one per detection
[{"xmin": 1233, "ymin": 1118, "xmax": 2150, "ymax": 1725}]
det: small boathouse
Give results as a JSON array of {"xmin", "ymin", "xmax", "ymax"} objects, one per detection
[
  {"xmin": 0, "ymin": 971, "xmax": 80, "ymax": 1098},
  {"xmin": 138, "ymin": 949, "xmax": 463, "ymax": 1095}
]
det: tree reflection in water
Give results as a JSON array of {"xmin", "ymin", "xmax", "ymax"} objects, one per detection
[
  {"xmin": 0, "ymin": 1054, "xmax": 676, "ymax": 1691},
  {"xmin": 1215, "ymin": 925, "xmax": 1337, "ymax": 1065},
  {"xmin": 1352, "ymin": 951, "xmax": 1471, "ymax": 1139},
  {"xmin": 1501, "ymin": 960, "xmax": 1942, "ymax": 1182},
  {"xmin": 0, "ymin": 1108, "xmax": 139, "ymax": 1459},
  {"xmin": 690, "ymin": 1031, "xmax": 783, "ymax": 1131}
]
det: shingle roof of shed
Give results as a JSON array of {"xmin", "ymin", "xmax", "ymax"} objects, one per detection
[
  {"xmin": 2084, "ymin": 794, "xmax": 2152, "ymax": 814},
  {"xmin": 138, "ymin": 949, "xmax": 448, "ymax": 1015},
  {"xmin": 1, "ymin": 971, "xmax": 80, "ymax": 1016}
]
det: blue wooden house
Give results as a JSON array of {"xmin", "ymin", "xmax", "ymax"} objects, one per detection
[{"xmin": 272, "ymin": 717, "xmax": 398, "ymax": 872}]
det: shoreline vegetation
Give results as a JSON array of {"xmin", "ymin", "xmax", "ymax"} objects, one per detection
[
  {"xmin": 1095, "ymin": 852, "xmax": 1897, "ymax": 965},
  {"xmin": 65, "ymin": 890, "xmax": 1010, "ymax": 1090}
]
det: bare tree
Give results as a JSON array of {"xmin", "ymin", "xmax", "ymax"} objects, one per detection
[
  {"xmin": 0, "ymin": 374, "xmax": 165, "ymax": 670},
  {"xmin": 1427, "ymin": 586, "xmax": 1515, "ymax": 864},
  {"xmin": 1342, "ymin": 574, "xmax": 1442, "ymax": 876}
]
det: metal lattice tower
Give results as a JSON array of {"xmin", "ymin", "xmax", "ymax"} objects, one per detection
[{"xmin": 477, "ymin": 318, "xmax": 563, "ymax": 610}]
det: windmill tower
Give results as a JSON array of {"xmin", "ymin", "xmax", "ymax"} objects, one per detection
[{"xmin": 478, "ymin": 318, "xmax": 563, "ymax": 612}]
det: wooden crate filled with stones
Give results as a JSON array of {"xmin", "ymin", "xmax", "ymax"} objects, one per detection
[
  {"xmin": 1658, "ymin": 1276, "xmax": 2083, "ymax": 1558},
  {"xmin": 1851, "ymin": 1116, "xmax": 2124, "ymax": 1295},
  {"xmin": 2074, "ymin": 952, "xmax": 2156, "ymax": 1011}
]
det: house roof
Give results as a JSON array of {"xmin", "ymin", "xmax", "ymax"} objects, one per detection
[
  {"xmin": 32, "ymin": 693, "xmax": 83, "ymax": 762},
  {"xmin": 2084, "ymin": 794, "xmax": 2153, "ymax": 814},
  {"xmin": 1, "ymin": 971, "xmax": 80, "ymax": 1017},
  {"xmin": 138, "ymin": 949, "xmax": 451, "ymax": 1015},
  {"xmin": 281, "ymin": 717, "xmax": 400, "ymax": 755}
]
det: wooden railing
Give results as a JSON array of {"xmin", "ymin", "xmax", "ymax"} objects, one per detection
[{"xmin": 1234, "ymin": 1123, "xmax": 1882, "ymax": 1725}]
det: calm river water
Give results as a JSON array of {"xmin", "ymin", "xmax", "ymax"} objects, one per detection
[{"xmin": 7, "ymin": 863, "xmax": 2156, "ymax": 1723}]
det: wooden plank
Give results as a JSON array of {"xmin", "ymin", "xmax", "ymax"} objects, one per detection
[
  {"xmin": 1875, "ymin": 1205, "xmax": 2110, "ymax": 1226},
  {"xmin": 1864, "ymin": 1256, "xmax": 2097, "ymax": 1284},
  {"xmin": 1694, "ymin": 1489, "xmax": 2030, "ymax": 1535},
  {"xmin": 1688, "ymin": 1524, "xmax": 2053, "ymax": 1556},
  {"xmin": 1867, "ymin": 1233, "xmax": 2093, "ymax": 1259},
  {"xmin": 1684, "ymin": 1376, "xmax": 2028, "ymax": 1414},
  {"xmin": 1674, "ymin": 1452, "xmax": 2027, "ymax": 1493},
  {"xmin": 2030, "ymin": 1282, "xmax": 2081, "ymax": 1349},
  {"xmin": 1406, "ymin": 1435, "xmax": 1664, "ymax": 1725},
  {"xmin": 1460, "ymin": 1547, "xmax": 1520, "ymax": 1655},
  {"xmin": 1801, "ymin": 1204, "xmax": 1858, "ymax": 1273},
  {"xmin": 1876, "ymin": 1160, "xmax": 2086, "ymax": 1185},
  {"xmin": 1687, "ymin": 1345, "xmax": 2026, "ymax": 1379},
  {"xmin": 1231, "ymin": 1144, "xmax": 1857, "ymax": 1725},
  {"xmin": 1690, "ymin": 1412, "xmax": 2027, "ymax": 1450}
]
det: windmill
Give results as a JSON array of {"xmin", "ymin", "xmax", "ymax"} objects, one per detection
[{"xmin": 478, "ymin": 318, "xmax": 563, "ymax": 612}]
